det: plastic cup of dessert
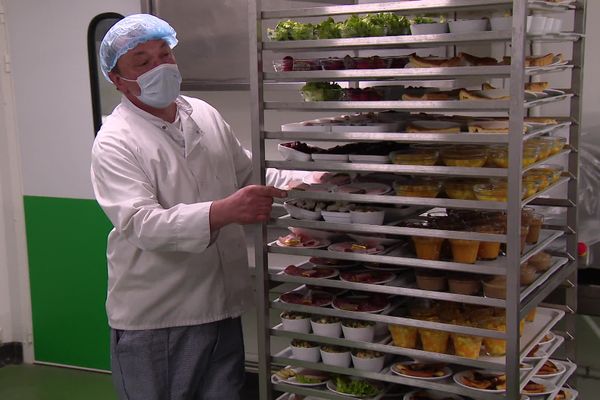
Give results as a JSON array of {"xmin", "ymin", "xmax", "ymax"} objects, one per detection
[
  {"xmin": 351, "ymin": 350, "xmax": 385, "ymax": 372},
  {"xmin": 521, "ymin": 261, "xmax": 538, "ymax": 285},
  {"xmin": 448, "ymin": 274, "xmax": 482, "ymax": 295},
  {"xmin": 415, "ymin": 270, "xmax": 447, "ymax": 291},
  {"xmin": 448, "ymin": 18, "xmax": 489, "ymax": 34},
  {"xmin": 389, "ymin": 324, "xmax": 418, "ymax": 348},
  {"xmin": 280, "ymin": 312, "xmax": 311, "ymax": 333},
  {"xmin": 341, "ymin": 320, "xmax": 375, "ymax": 342},
  {"xmin": 310, "ymin": 316, "xmax": 342, "ymax": 338},
  {"xmin": 412, "ymin": 236, "xmax": 444, "ymax": 260},
  {"xmin": 449, "ymin": 238, "xmax": 481, "ymax": 264},
  {"xmin": 291, "ymin": 340, "xmax": 321, "ymax": 362},
  {"xmin": 526, "ymin": 213, "xmax": 544, "ymax": 244},
  {"xmin": 320, "ymin": 346, "xmax": 351, "ymax": 367},
  {"xmin": 483, "ymin": 276, "xmax": 506, "ymax": 299}
]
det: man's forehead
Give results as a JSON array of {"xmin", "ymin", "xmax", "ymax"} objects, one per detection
[{"xmin": 124, "ymin": 39, "xmax": 169, "ymax": 58}]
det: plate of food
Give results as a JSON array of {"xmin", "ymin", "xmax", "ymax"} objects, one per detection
[
  {"xmin": 328, "ymin": 242, "xmax": 385, "ymax": 254},
  {"xmin": 283, "ymin": 265, "xmax": 338, "ymax": 279},
  {"xmin": 276, "ymin": 233, "xmax": 331, "ymax": 249},
  {"xmin": 271, "ymin": 367, "xmax": 330, "ymax": 387},
  {"xmin": 309, "ymin": 257, "xmax": 359, "ymax": 269},
  {"xmin": 303, "ymin": 172, "xmax": 352, "ymax": 185},
  {"xmin": 346, "ymin": 233, "xmax": 403, "ymax": 247},
  {"xmin": 332, "ymin": 293, "xmax": 390, "ymax": 313},
  {"xmin": 453, "ymin": 370, "xmax": 506, "ymax": 393},
  {"xmin": 534, "ymin": 359, "xmax": 566, "ymax": 379},
  {"xmin": 524, "ymin": 345, "xmax": 548, "ymax": 362},
  {"xmin": 326, "ymin": 376, "xmax": 384, "ymax": 398},
  {"xmin": 336, "ymin": 182, "xmax": 392, "ymax": 195},
  {"xmin": 279, "ymin": 290, "xmax": 334, "ymax": 307},
  {"xmin": 555, "ymin": 387, "xmax": 577, "ymax": 400},
  {"xmin": 391, "ymin": 361, "xmax": 452, "ymax": 381},
  {"xmin": 538, "ymin": 331, "xmax": 556, "ymax": 346},
  {"xmin": 522, "ymin": 379, "xmax": 557, "ymax": 396},
  {"xmin": 363, "ymin": 262, "xmax": 410, "ymax": 272},
  {"xmin": 340, "ymin": 270, "xmax": 396, "ymax": 285}
]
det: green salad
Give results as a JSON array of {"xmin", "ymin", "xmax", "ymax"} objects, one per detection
[{"xmin": 334, "ymin": 376, "xmax": 381, "ymax": 397}]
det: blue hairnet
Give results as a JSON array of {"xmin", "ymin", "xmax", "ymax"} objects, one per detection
[{"xmin": 99, "ymin": 14, "xmax": 178, "ymax": 81}]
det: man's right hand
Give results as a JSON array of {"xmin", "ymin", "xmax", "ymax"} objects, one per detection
[{"xmin": 210, "ymin": 185, "xmax": 287, "ymax": 230}]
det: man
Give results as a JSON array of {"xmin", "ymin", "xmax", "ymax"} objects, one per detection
[{"xmin": 91, "ymin": 14, "xmax": 294, "ymax": 400}]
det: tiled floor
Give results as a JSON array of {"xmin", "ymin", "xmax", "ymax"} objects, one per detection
[{"xmin": 0, "ymin": 364, "xmax": 262, "ymax": 400}]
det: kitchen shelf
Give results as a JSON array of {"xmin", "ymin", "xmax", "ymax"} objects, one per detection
[
  {"xmin": 261, "ymin": 0, "xmax": 574, "ymax": 20},
  {"xmin": 250, "ymin": 0, "xmax": 584, "ymax": 398},
  {"xmin": 264, "ymin": 65, "xmax": 574, "ymax": 83},
  {"xmin": 264, "ymin": 94, "xmax": 571, "ymax": 112},
  {"xmin": 266, "ymin": 121, "xmax": 571, "ymax": 144}
]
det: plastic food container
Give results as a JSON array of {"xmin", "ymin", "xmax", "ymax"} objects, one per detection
[
  {"xmin": 418, "ymin": 317, "xmax": 450, "ymax": 354},
  {"xmin": 483, "ymin": 276, "xmax": 506, "ymax": 299},
  {"xmin": 448, "ymin": 19, "xmax": 489, "ymax": 34},
  {"xmin": 522, "ymin": 176, "xmax": 541, "ymax": 198},
  {"xmin": 441, "ymin": 148, "xmax": 488, "ymax": 168},
  {"xmin": 448, "ymin": 274, "xmax": 482, "ymax": 295},
  {"xmin": 521, "ymin": 262, "xmax": 538, "ymax": 285},
  {"xmin": 416, "ymin": 270, "xmax": 447, "ymax": 291},
  {"xmin": 444, "ymin": 178, "xmax": 485, "ymax": 200},
  {"xmin": 394, "ymin": 180, "xmax": 442, "ymax": 198},
  {"xmin": 476, "ymin": 226, "xmax": 502, "ymax": 261},
  {"xmin": 473, "ymin": 182, "xmax": 508, "ymax": 202},
  {"xmin": 526, "ymin": 213, "xmax": 544, "ymax": 244},
  {"xmin": 342, "ymin": 320, "xmax": 375, "ymax": 342},
  {"xmin": 281, "ymin": 312, "xmax": 311, "ymax": 333},
  {"xmin": 449, "ymin": 238, "xmax": 480, "ymax": 264},
  {"xmin": 529, "ymin": 251, "xmax": 552, "ymax": 272},
  {"xmin": 320, "ymin": 346, "xmax": 351, "ymax": 367},
  {"xmin": 412, "ymin": 236, "xmax": 444, "ymax": 260},
  {"xmin": 488, "ymin": 145, "xmax": 541, "ymax": 168},
  {"xmin": 291, "ymin": 340, "xmax": 321, "ymax": 362},
  {"xmin": 389, "ymin": 150, "xmax": 438, "ymax": 166},
  {"xmin": 526, "ymin": 138, "xmax": 553, "ymax": 160},
  {"xmin": 410, "ymin": 22, "xmax": 448, "ymax": 35},
  {"xmin": 524, "ymin": 170, "xmax": 550, "ymax": 191},
  {"xmin": 548, "ymin": 136, "xmax": 567, "ymax": 155},
  {"xmin": 481, "ymin": 316, "xmax": 507, "ymax": 356},
  {"xmin": 351, "ymin": 350, "xmax": 385, "ymax": 372},
  {"xmin": 388, "ymin": 324, "xmax": 418, "ymax": 348},
  {"xmin": 532, "ymin": 164, "xmax": 564, "ymax": 184},
  {"xmin": 310, "ymin": 316, "xmax": 342, "ymax": 338},
  {"xmin": 450, "ymin": 321, "xmax": 483, "ymax": 359}
]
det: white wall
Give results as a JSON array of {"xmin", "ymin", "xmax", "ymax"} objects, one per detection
[
  {"xmin": 0, "ymin": 0, "xmax": 140, "ymax": 361},
  {"xmin": 5, "ymin": 0, "xmax": 140, "ymax": 200}
]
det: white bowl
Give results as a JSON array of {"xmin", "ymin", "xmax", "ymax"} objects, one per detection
[
  {"xmin": 277, "ymin": 143, "xmax": 312, "ymax": 162},
  {"xmin": 283, "ymin": 201, "xmax": 322, "ymax": 220},
  {"xmin": 342, "ymin": 322, "xmax": 375, "ymax": 342},
  {"xmin": 490, "ymin": 16, "xmax": 512, "ymax": 31},
  {"xmin": 311, "ymin": 153, "xmax": 349, "ymax": 162},
  {"xmin": 351, "ymin": 351, "xmax": 385, "ymax": 372},
  {"xmin": 320, "ymin": 347, "xmax": 351, "ymax": 367},
  {"xmin": 448, "ymin": 19, "xmax": 489, "ymax": 33},
  {"xmin": 291, "ymin": 343, "xmax": 321, "ymax": 362},
  {"xmin": 321, "ymin": 210, "xmax": 352, "ymax": 224},
  {"xmin": 527, "ymin": 16, "xmax": 547, "ymax": 35},
  {"xmin": 310, "ymin": 318, "xmax": 342, "ymax": 338},
  {"xmin": 410, "ymin": 22, "xmax": 448, "ymax": 35},
  {"xmin": 350, "ymin": 209, "xmax": 385, "ymax": 225},
  {"xmin": 280, "ymin": 312, "xmax": 311, "ymax": 333}
]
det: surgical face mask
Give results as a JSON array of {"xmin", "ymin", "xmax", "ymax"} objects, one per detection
[{"xmin": 120, "ymin": 63, "xmax": 182, "ymax": 108}]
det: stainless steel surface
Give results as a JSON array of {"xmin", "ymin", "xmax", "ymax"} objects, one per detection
[
  {"xmin": 252, "ymin": 0, "xmax": 583, "ymax": 398},
  {"xmin": 506, "ymin": 3, "xmax": 527, "ymax": 398},
  {"xmin": 249, "ymin": 0, "xmax": 271, "ymax": 398}
]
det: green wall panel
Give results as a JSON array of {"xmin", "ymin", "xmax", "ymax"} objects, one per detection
[{"xmin": 24, "ymin": 196, "xmax": 113, "ymax": 370}]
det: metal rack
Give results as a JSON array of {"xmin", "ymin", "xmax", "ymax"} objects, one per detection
[{"xmin": 249, "ymin": 1, "xmax": 585, "ymax": 399}]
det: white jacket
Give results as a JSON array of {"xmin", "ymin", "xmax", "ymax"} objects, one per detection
[{"xmin": 91, "ymin": 95, "xmax": 292, "ymax": 330}]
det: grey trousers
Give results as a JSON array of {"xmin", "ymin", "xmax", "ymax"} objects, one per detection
[{"xmin": 111, "ymin": 317, "xmax": 245, "ymax": 400}]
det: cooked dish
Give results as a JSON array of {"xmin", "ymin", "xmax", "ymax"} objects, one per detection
[{"xmin": 393, "ymin": 362, "xmax": 448, "ymax": 378}]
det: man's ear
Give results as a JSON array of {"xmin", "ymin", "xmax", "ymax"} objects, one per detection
[{"xmin": 108, "ymin": 71, "xmax": 125, "ymax": 92}]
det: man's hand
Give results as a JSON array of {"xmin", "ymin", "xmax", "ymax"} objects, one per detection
[{"xmin": 210, "ymin": 185, "xmax": 287, "ymax": 230}]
